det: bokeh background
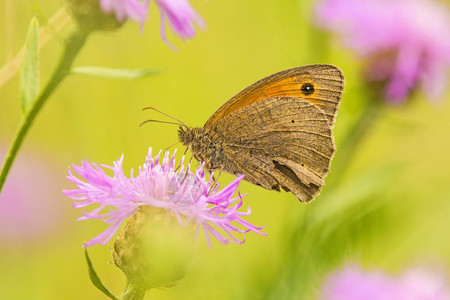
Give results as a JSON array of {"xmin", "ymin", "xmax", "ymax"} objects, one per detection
[{"xmin": 1, "ymin": 0, "xmax": 449, "ymax": 299}]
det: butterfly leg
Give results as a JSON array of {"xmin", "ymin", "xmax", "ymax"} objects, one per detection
[
  {"xmin": 207, "ymin": 168, "xmax": 223, "ymax": 196},
  {"xmin": 175, "ymin": 147, "xmax": 190, "ymax": 172},
  {"xmin": 180, "ymin": 155, "xmax": 194, "ymax": 185},
  {"xmin": 164, "ymin": 140, "xmax": 180, "ymax": 153}
]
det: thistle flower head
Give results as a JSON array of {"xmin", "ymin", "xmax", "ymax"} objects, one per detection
[{"xmin": 63, "ymin": 148, "xmax": 264, "ymax": 247}]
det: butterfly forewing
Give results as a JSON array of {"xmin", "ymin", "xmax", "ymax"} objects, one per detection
[{"xmin": 204, "ymin": 64, "xmax": 344, "ymax": 129}]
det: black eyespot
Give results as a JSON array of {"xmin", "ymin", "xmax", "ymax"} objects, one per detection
[
  {"xmin": 301, "ymin": 82, "xmax": 315, "ymax": 96},
  {"xmin": 291, "ymin": 120, "xmax": 295, "ymax": 123}
]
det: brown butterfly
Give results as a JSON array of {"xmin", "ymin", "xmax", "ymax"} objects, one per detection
[{"xmin": 178, "ymin": 64, "xmax": 344, "ymax": 202}]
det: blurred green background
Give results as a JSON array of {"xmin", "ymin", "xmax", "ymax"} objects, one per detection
[{"xmin": 1, "ymin": 0, "xmax": 449, "ymax": 299}]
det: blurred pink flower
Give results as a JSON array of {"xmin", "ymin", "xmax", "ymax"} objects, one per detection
[
  {"xmin": 0, "ymin": 149, "xmax": 65, "ymax": 244},
  {"xmin": 155, "ymin": 0, "xmax": 205, "ymax": 45},
  {"xmin": 316, "ymin": 0, "xmax": 450, "ymax": 103},
  {"xmin": 64, "ymin": 148, "xmax": 264, "ymax": 247},
  {"xmin": 318, "ymin": 265, "xmax": 450, "ymax": 300},
  {"xmin": 100, "ymin": 0, "xmax": 150, "ymax": 26},
  {"xmin": 99, "ymin": 0, "xmax": 204, "ymax": 44}
]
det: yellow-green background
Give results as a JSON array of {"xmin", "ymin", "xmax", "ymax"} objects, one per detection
[{"xmin": 1, "ymin": 0, "xmax": 449, "ymax": 299}]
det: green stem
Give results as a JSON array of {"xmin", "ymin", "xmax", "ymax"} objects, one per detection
[
  {"xmin": 267, "ymin": 96, "xmax": 386, "ymax": 299},
  {"xmin": 120, "ymin": 283, "xmax": 146, "ymax": 300},
  {"xmin": 326, "ymin": 100, "xmax": 383, "ymax": 188},
  {"xmin": 0, "ymin": 26, "xmax": 90, "ymax": 193}
]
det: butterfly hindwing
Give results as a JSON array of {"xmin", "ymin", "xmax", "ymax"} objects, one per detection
[{"xmin": 212, "ymin": 96, "xmax": 334, "ymax": 202}]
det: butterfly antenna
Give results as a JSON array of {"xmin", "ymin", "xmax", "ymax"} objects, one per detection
[
  {"xmin": 139, "ymin": 119, "xmax": 183, "ymax": 127},
  {"xmin": 142, "ymin": 106, "xmax": 188, "ymax": 129}
]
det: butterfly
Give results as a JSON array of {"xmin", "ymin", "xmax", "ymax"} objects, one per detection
[{"xmin": 177, "ymin": 64, "xmax": 344, "ymax": 202}]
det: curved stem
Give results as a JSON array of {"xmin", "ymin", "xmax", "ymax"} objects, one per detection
[
  {"xmin": 120, "ymin": 283, "xmax": 146, "ymax": 300},
  {"xmin": 326, "ymin": 100, "xmax": 383, "ymax": 188},
  {"xmin": 0, "ymin": 26, "xmax": 90, "ymax": 193},
  {"xmin": 268, "ymin": 94, "xmax": 385, "ymax": 299}
]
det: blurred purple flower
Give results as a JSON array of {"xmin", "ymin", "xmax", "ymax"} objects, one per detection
[
  {"xmin": 99, "ymin": 0, "xmax": 204, "ymax": 44},
  {"xmin": 64, "ymin": 148, "xmax": 264, "ymax": 247},
  {"xmin": 155, "ymin": 0, "xmax": 205, "ymax": 46},
  {"xmin": 100, "ymin": 0, "xmax": 150, "ymax": 26},
  {"xmin": 0, "ymin": 148, "xmax": 65, "ymax": 244},
  {"xmin": 318, "ymin": 265, "xmax": 450, "ymax": 300},
  {"xmin": 316, "ymin": 0, "xmax": 450, "ymax": 103}
]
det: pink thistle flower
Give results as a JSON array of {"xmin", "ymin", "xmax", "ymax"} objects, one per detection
[
  {"xmin": 318, "ymin": 265, "xmax": 450, "ymax": 300},
  {"xmin": 155, "ymin": 0, "xmax": 205, "ymax": 46},
  {"xmin": 100, "ymin": 0, "xmax": 150, "ymax": 27},
  {"xmin": 98, "ymin": 0, "xmax": 204, "ymax": 45},
  {"xmin": 63, "ymin": 148, "xmax": 264, "ymax": 247},
  {"xmin": 316, "ymin": 0, "xmax": 450, "ymax": 103}
]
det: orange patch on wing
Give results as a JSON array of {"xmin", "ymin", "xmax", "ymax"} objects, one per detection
[
  {"xmin": 204, "ymin": 65, "xmax": 344, "ymax": 129},
  {"xmin": 206, "ymin": 76, "xmax": 318, "ymax": 127}
]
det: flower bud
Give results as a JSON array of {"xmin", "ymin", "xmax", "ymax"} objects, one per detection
[
  {"xmin": 66, "ymin": 0, "xmax": 122, "ymax": 31},
  {"xmin": 113, "ymin": 206, "xmax": 195, "ymax": 290}
]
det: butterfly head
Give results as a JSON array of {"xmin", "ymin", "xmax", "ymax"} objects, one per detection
[
  {"xmin": 178, "ymin": 126, "xmax": 199, "ymax": 148},
  {"xmin": 178, "ymin": 126, "xmax": 190, "ymax": 144},
  {"xmin": 178, "ymin": 126, "xmax": 223, "ymax": 171}
]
